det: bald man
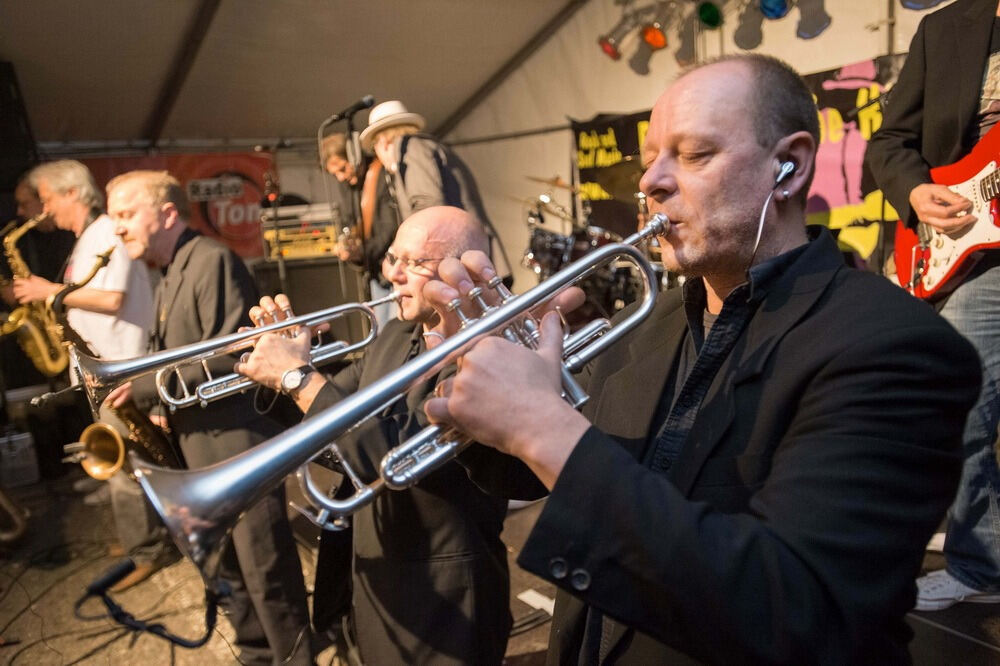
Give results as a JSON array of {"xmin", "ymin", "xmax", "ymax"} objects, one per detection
[{"xmin": 239, "ymin": 206, "xmax": 512, "ymax": 665}]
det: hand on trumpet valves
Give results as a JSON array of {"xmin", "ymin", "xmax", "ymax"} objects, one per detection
[
  {"xmin": 235, "ymin": 326, "xmax": 312, "ymax": 392},
  {"xmin": 420, "ymin": 251, "xmax": 586, "ymax": 347},
  {"xmin": 249, "ymin": 294, "xmax": 294, "ymax": 329},
  {"xmin": 247, "ymin": 293, "xmax": 330, "ymax": 337},
  {"xmin": 424, "ymin": 310, "xmax": 589, "ymax": 490}
]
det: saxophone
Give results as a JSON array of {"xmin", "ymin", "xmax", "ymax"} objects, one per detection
[
  {"xmin": 53, "ymin": 250, "xmax": 185, "ymax": 480},
  {"xmin": 1, "ymin": 215, "xmax": 69, "ymax": 376}
]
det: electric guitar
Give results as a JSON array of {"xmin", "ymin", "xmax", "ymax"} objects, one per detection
[{"xmin": 894, "ymin": 122, "xmax": 1000, "ymax": 299}]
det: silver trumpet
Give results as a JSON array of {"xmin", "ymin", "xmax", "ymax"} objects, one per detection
[
  {"xmin": 67, "ymin": 292, "xmax": 399, "ymax": 417},
  {"xmin": 129, "ymin": 214, "xmax": 668, "ymax": 598}
]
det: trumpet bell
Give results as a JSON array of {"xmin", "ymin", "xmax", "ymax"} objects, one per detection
[
  {"xmin": 79, "ymin": 423, "xmax": 126, "ymax": 481},
  {"xmin": 132, "ymin": 455, "xmax": 241, "ymax": 596}
]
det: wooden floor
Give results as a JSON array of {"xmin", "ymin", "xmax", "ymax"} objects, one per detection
[{"xmin": 1, "ymin": 471, "xmax": 999, "ymax": 665}]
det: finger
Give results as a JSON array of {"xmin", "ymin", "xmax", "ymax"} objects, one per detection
[
  {"xmin": 459, "ymin": 250, "xmax": 497, "ymax": 284},
  {"xmin": 423, "ymin": 280, "xmax": 464, "ymax": 336},
  {"xmin": 258, "ymin": 296, "xmax": 278, "ymax": 323},
  {"xmin": 438, "ymin": 257, "xmax": 475, "ymax": 294},
  {"xmin": 536, "ymin": 310, "xmax": 566, "ymax": 366},
  {"xmin": 424, "ymin": 396, "xmax": 453, "ymax": 425},
  {"xmin": 249, "ymin": 306, "xmax": 266, "ymax": 327},
  {"xmin": 432, "ymin": 376, "xmax": 454, "ymax": 398},
  {"xmin": 274, "ymin": 293, "xmax": 294, "ymax": 319},
  {"xmin": 931, "ymin": 186, "xmax": 970, "ymax": 207},
  {"xmin": 545, "ymin": 286, "xmax": 586, "ymax": 316},
  {"xmin": 943, "ymin": 200, "xmax": 973, "ymax": 217}
]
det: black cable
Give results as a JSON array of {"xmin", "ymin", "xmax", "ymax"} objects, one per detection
[
  {"xmin": 0, "ymin": 544, "xmax": 110, "ymax": 637},
  {"xmin": 2, "ymin": 568, "xmax": 206, "ymax": 662}
]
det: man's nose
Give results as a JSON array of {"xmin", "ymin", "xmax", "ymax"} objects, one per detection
[
  {"xmin": 639, "ymin": 160, "xmax": 675, "ymax": 200},
  {"xmin": 384, "ymin": 262, "xmax": 405, "ymax": 284}
]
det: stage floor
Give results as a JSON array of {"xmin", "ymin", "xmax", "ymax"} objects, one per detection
[{"xmin": 1, "ymin": 471, "xmax": 998, "ymax": 665}]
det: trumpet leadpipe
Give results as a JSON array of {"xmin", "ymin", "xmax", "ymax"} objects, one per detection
[{"xmin": 69, "ymin": 292, "xmax": 398, "ymax": 415}]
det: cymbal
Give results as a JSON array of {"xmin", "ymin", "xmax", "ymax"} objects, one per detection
[
  {"xmin": 592, "ymin": 155, "xmax": 643, "ymax": 203},
  {"xmin": 505, "ymin": 194, "xmax": 574, "ymax": 222},
  {"xmin": 525, "ymin": 175, "xmax": 578, "ymax": 192}
]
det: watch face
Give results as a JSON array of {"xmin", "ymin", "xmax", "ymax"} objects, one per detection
[{"xmin": 282, "ymin": 369, "xmax": 303, "ymax": 392}]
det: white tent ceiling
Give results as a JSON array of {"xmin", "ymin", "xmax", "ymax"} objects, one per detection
[{"xmin": 0, "ymin": 0, "xmax": 581, "ymax": 154}]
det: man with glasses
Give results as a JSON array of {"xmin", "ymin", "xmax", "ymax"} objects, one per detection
[{"xmin": 238, "ymin": 205, "xmax": 513, "ymax": 665}]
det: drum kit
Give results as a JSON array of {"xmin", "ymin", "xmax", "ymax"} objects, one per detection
[{"xmin": 520, "ymin": 161, "xmax": 675, "ymax": 321}]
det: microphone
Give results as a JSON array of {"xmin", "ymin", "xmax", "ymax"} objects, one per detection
[{"xmin": 322, "ymin": 95, "xmax": 375, "ymax": 125}]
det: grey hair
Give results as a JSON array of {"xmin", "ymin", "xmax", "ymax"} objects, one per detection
[{"xmin": 31, "ymin": 160, "xmax": 104, "ymax": 210}]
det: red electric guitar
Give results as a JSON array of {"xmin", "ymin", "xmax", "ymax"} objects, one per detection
[{"xmin": 894, "ymin": 122, "xmax": 1000, "ymax": 300}]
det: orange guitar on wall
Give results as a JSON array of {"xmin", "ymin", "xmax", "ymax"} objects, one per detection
[{"xmin": 894, "ymin": 122, "xmax": 1000, "ymax": 300}]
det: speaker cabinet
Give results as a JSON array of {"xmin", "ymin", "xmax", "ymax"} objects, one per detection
[
  {"xmin": 252, "ymin": 257, "xmax": 369, "ymax": 344},
  {"xmin": 0, "ymin": 62, "xmax": 38, "ymax": 195}
]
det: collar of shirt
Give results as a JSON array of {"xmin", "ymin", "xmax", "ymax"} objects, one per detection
[
  {"xmin": 163, "ymin": 227, "xmax": 199, "ymax": 275},
  {"xmin": 680, "ymin": 234, "xmax": 812, "ymax": 346}
]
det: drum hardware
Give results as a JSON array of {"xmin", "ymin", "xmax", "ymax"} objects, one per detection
[{"xmin": 124, "ymin": 215, "xmax": 668, "ymax": 612}]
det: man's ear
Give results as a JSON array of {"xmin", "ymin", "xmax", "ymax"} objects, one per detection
[
  {"xmin": 160, "ymin": 201, "xmax": 180, "ymax": 229},
  {"xmin": 772, "ymin": 131, "xmax": 815, "ymax": 199}
]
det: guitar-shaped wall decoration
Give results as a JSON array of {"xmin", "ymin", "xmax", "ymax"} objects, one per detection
[{"xmin": 894, "ymin": 122, "xmax": 1000, "ymax": 299}]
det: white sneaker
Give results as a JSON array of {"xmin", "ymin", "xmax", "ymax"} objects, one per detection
[{"xmin": 915, "ymin": 569, "xmax": 1000, "ymax": 611}]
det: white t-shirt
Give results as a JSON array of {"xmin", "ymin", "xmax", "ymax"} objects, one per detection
[{"xmin": 64, "ymin": 214, "xmax": 153, "ymax": 361}]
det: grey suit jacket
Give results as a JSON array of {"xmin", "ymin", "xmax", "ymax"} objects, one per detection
[{"xmin": 133, "ymin": 232, "xmax": 283, "ymax": 466}]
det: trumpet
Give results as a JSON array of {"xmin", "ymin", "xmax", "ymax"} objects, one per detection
[
  {"xmin": 65, "ymin": 292, "xmax": 399, "ymax": 417},
  {"xmin": 129, "ymin": 214, "xmax": 668, "ymax": 598}
]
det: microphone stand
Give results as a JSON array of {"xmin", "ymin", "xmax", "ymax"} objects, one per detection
[
  {"xmin": 344, "ymin": 114, "xmax": 369, "ymax": 303},
  {"xmin": 263, "ymin": 172, "xmax": 288, "ymax": 295}
]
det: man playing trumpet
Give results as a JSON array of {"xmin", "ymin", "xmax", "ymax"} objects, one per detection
[
  {"xmin": 419, "ymin": 54, "xmax": 981, "ymax": 663},
  {"xmin": 105, "ymin": 170, "xmax": 313, "ymax": 666},
  {"xmin": 237, "ymin": 206, "xmax": 513, "ymax": 665}
]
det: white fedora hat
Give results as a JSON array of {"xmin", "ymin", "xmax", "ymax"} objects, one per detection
[{"xmin": 359, "ymin": 100, "xmax": 426, "ymax": 151}]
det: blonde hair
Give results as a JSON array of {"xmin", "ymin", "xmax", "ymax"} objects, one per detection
[
  {"xmin": 374, "ymin": 124, "xmax": 421, "ymax": 144},
  {"xmin": 321, "ymin": 133, "xmax": 348, "ymax": 163},
  {"xmin": 107, "ymin": 170, "xmax": 191, "ymax": 220}
]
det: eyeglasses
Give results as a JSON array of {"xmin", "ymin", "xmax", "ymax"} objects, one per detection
[{"xmin": 383, "ymin": 250, "xmax": 444, "ymax": 276}]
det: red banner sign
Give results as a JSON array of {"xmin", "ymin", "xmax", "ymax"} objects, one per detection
[{"xmin": 83, "ymin": 151, "xmax": 273, "ymax": 259}]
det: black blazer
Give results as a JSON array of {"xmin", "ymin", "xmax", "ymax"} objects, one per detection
[
  {"xmin": 133, "ymin": 232, "xmax": 284, "ymax": 465},
  {"xmin": 865, "ymin": 0, "xmax": 995, "ymax": 227},
  {"xmin": 495, "ymin": 229, "xmax": 978, "ymax": 664},
  {"xmin": 306, "ymin": 319, "xmax": 511, "ymax": 665}
]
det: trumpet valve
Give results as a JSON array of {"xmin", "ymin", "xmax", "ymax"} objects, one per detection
[
  {"xmin": 466, "ymin": 286, "xmax": 493, "ymax": 315},
  {"xmin": 487, "ymin": 275, "xmax": 515, "ymax": 304},
  {"xmin": 446, "ymin": 298, "xmax": 474, "ymax": 328}
]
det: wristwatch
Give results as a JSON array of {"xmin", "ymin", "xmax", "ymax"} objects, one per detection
[{"xmin": 280, "ymin": 365, "xmax": 315, "ymax": 396}]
